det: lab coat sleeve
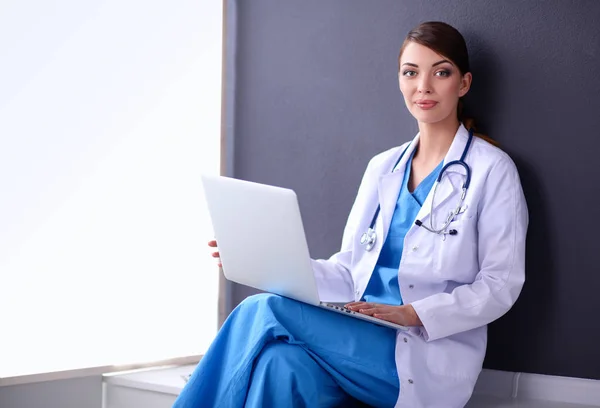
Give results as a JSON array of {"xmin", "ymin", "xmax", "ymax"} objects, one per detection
[
  {"xmin": 310, "ymin": 239, "xmax": 354, "ymax": 302},
  {"xmin": 411, "ymin": 155, "xmax": 528, "ymax": 341},
  {"xmin": 311, "ymin": 158, "xmax": 376, "ymax": 302}
]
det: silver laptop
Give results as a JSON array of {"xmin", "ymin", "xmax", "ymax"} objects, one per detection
[{"xmin": 201, "ymin": 174, "xmax": 408, "ymax": 331}]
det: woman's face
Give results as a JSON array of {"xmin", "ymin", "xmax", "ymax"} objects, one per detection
[{"xmin": 398, "ymin": 42, "xmax": 471, "ymax": 125}]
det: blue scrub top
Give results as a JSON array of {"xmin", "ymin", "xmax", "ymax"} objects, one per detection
[{"xmin": 362, "ymin": 151, "xmax": 443, "ymax": 305}]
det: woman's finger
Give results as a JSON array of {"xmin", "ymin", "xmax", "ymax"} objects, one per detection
[
  {"xmin": 359, "ymin": 303, "xmax": 382, "ymax": 310},
  {"xmin": 211, "ymin": 251, "xmax": 220, "ymax": 258},
  {"xmin": 372, "ymin": 312, "xmax": 402, "ymax": 325},
  {"xmin": 344, "ymin": 301, "xmax": 366, "ymax": 309},
  {"xmin": 208, "ymin": 240, "xmax": 218, "ymax": 247},
  {"xmin": 357, "ymin": 307, "xmax": 378, "ymax": 315},
  {"xmin": 347, "ymin": 302, "xmax": 381, "ymax": 311},
  {"xmin": 358, "ymin": 306, "xmax": 391, "ymax": 316}
]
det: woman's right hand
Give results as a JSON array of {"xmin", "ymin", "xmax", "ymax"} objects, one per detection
[{"xmin": 208, "ymin": 240, "xmax": 222, "ymax": 268}]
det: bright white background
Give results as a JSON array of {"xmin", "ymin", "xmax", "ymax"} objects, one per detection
[{"xmin": 0, "ymin": 0, "xmax": 221, "ymax": 377}]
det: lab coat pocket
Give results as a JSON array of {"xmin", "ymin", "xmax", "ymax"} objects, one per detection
[
  {"xmin": 433, "ymin": 213, "xmax": 478, "ymax": 282},
  {"xmin": 425, "ymin": 332, "xmax": 483, "ymax": 381}
]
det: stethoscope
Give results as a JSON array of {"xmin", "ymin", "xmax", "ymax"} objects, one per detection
[{"xmin": 360, "ymin": 128, "xmax": 474, "ymax": 251}]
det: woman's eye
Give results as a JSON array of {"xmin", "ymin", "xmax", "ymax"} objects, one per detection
[
  {"xmin": 435, "ymin": 70, "xmax": 451, "ymax": 77},
  {"xmin": 403, "ymin": 70, "xmax": 417, "ymax": 77}
]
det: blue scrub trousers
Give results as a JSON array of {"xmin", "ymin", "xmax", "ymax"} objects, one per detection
[{"xmin": 173, "ymin": 294, "xmax": 399, "ymax": 408}]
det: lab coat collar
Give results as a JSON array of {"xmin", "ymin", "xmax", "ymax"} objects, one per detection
[
  {"xmin": 377, "ymin": 124, "xmax": 471, "ymax": 240},
  {"xmin": 440, "ymin": 124, "xmax": 470, "ymax": 177}
]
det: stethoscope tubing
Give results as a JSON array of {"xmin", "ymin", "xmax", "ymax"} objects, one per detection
[{"xmin": 360, "ymin": 128, "xmax": 474, "ymax": 251}]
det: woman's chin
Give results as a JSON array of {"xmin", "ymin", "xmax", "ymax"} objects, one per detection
[{"xmin": 411, "ymin": 110, "xmax": 454, "ymax": 126}]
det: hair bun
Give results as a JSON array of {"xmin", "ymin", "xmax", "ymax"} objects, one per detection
[{"xmin": 462, "ymin": 117, "xmax": 476, "ymax": 131}]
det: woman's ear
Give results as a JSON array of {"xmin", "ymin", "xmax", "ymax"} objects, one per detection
[{"xmin": 458, "ymin": 72, "xmax": 472, "ymax": 97}]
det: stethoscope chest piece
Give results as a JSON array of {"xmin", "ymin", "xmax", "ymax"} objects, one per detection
[{"xmin": 360, "ymin": 228, "xmax": 377, "ymax": 251}]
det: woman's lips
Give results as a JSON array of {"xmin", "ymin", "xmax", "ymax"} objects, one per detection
[{"xmin": 415, "ymin": 100, "xmax": 438, "ymax": 110}]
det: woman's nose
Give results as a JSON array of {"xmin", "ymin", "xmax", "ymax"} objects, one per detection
[{"xmin": 417, "ymin": 77, "xmax": 432, "ymax": 94}]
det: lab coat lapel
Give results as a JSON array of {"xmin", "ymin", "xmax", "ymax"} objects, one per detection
[
  {"xmin": 413, "ymin": 125, "xmax": 470, "ymax": 226},
  {"xmin": 377, "ymin": 172, "xmax": 404, "ymax": 242},
  {"xmin": 377, "ymin": 136, "xmax": 419, "ymax": 241}
]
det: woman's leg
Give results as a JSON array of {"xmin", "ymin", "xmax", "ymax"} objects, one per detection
[
  {"xmin": 244, "ymin": 341, "xmax": 350, "ymax": 408},
  {"xmin": 173, "ymin": 294, "xmax": 290, "ymax": 408},
  {"xmin": 173, "ymin": 293, "xmax": 399, "ymax": 408}
]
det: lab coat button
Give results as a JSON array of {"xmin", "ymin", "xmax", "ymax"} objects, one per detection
[
  {"xmin": 408, "ymin": 379, "xmax": 414, "ymax": 384},
  {"xmin": 411, "ymin": 245, "xmax": 419, "ymax": 251},
  {"xmin": 403, "ymin": 337, "xmax": 408, "ymax": 343},
  {"xmin": 409, "ymin": 284, "xmax": 414, "ymax": 289}
]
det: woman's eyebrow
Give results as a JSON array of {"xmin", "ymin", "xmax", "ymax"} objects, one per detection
[
  {"xmin": 432, "ymin": 59, "xmax": 452, "ymax": 67},
  {"xmin": 401, "ymin": 59, "xmax": 452, "ymax": 68}
]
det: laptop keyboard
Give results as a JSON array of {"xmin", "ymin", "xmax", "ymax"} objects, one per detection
[{"xmin": 324, "ymin": 302, "xmax": 356, "ymax": 314}]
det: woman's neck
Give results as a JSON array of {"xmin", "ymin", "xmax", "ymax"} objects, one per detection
[{"xmin": 414, "ymin": 117, "xmax": 460, "ymax": 165}]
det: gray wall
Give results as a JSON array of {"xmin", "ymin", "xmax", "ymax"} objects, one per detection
[
  {"xmin": 225, "ymin": 0, "xmax": 600, "ymax": 379},
  {"xmin": 0, "ymin": 377, "xmax": 102, "ymax": 408}
]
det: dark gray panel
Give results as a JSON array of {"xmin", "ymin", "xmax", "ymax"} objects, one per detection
[{"xmin": 226, "ymin": 0, "xmax": 600, "ymax": 378}]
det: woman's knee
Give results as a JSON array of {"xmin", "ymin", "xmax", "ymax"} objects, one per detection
[
  {"xmin": 237, "ymin": 293, "xmax": 293, "ymax": 313},
  {"xmin": 241, "ymin": 293, "xmax": 278, "ymax": 305}
]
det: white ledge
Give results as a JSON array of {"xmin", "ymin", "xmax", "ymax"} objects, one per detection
[
  {"xmin": 103, "ymin": 365, "xmax": 197, "ymax": 396},
  {"xmin": 0, "ymin": 355, "xmax": 201, "ymax": 387},
  {"xmin": 101, "ymin": 366, "xmax": 600, "ymax": 407}
]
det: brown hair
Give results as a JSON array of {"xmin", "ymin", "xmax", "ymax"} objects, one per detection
[{"xmin": 398, "ymin": 21, "xmax": 497, "ymax": 146}]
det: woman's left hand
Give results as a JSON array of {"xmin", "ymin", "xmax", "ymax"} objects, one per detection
[{"xmin": 344, "ymin": 302, "xmax": 423, "ymax": 327}]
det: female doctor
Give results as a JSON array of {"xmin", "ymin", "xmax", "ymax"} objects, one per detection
[{"xmin": 174, "ymin": 21, "xmax": 528, "ymax": 408}]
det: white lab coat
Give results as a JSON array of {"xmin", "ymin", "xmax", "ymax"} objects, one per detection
[{"xmin": 311, "ymin": 124, "xmax": 528, "ymax": 408}]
